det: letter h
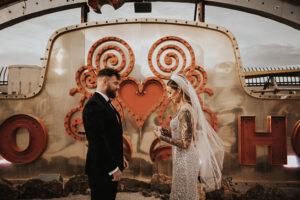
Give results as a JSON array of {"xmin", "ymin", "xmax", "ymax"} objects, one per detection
[{"xmin": 238, "ymin": 116, "xmax": 287, "ymax": 165}]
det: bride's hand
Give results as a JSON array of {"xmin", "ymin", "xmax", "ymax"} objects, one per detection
[{"xmin": 154, "ymin": 126, "xmax": 162, "ymax": 138}]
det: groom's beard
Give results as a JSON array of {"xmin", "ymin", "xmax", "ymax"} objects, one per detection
[{"xmin": 106, "ymin": 85, "xmax": 116, "ymax": 99}]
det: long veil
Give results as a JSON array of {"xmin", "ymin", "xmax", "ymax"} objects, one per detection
[{"xmin": 170, "ymin": 74, "xmax": 224, "ymax": 192}]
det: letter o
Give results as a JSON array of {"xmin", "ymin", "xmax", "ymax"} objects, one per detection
[
  {"xmin": 0, "ymin": 114, "xmax": 48, "ymax": 164},
  {"xmin": 292, "ymin": 120, "xmax": 300, "ymax": 158}
]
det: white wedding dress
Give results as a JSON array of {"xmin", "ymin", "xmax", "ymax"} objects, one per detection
[
  {"xmin": 169, "ymin": 105, "xmax": 200, "ymax": 200},
  {"xmin": 160, "ymin": 74, "xmax": 224, "ymax": 198}
]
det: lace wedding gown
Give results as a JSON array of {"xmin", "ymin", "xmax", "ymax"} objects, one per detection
[
  {"xmin": 160, "ymin": 74, "xmax": 224, "ymax": 197},
  {"xmin": 161, "ymin": 105, "xmax": 200, "ymax": 200}
]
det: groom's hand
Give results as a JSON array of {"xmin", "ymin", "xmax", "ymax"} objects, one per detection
[{"xmin": 112, "ymin": 169, "xmax": 122, "ymax": 182}]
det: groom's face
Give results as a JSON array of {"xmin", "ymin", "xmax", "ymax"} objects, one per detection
[{"xmin": 106, "ymin": 75, "xmax": 120, "ymax": 99}]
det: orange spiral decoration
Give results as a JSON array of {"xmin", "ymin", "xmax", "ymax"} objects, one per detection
[
  {"xmin": 148, "ymin": 36, "xmax": 195, "ymax": 80},
  {"xmin": 184, "ymin": 65, "xmax": 208, "ymax": 93},
  {"xmin": 87, "ymin": 37, "xmax": 135, "ymax": 77},
  {"xmin": 183, "ymin": 65, "xmax": 218, "ymax": 131}
]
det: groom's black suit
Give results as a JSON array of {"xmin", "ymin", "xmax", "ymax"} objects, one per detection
[{"xmin": 83, "ymin": 92, "xmax": 123, "ymax": 200}]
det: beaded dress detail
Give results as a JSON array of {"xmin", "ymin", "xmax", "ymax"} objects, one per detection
[{"xmin": 168, "ymin": 105, "xmax": 199, "ymax": 200}]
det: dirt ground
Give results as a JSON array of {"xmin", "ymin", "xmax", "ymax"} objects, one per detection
[{"xmin": 34, "ymin": 192, "xmax": 161, "ymax": 200}]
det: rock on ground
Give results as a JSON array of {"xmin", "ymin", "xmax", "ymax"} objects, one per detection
[{"xmin": 0, "ymin": 178, "xmax": 18, "ymax": 200}]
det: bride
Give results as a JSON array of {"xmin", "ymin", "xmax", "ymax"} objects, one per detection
[{"xmin": 154, "ymin": 73, "xmax": 224, "ymax": 200}]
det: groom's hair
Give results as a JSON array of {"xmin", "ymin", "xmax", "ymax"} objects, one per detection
[{"xmin": 97, "ymin": 68, "xmax": 120, "ymax": 80}]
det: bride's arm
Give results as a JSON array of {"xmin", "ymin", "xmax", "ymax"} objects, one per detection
[
  {"xmin": 161, "ymin": 127, "xmax": 172, "ymax": 137},
  {"xmin": 159, "ymin": 109, "xmax": 192, "ymax": 149}
]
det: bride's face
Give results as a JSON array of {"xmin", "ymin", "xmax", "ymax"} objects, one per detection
[{"xmin": 167, "ymin": 86, "xmax": 181, "ymax": 104}]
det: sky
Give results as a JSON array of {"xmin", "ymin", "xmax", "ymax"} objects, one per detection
[{"xmin": 0, "ymin": 2, "xmax": 299, "ymax": 68}]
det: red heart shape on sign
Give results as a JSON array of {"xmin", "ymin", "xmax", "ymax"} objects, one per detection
[{"xmin": 117, "ymin": 77, "xmax": 166, "ymax": 131}]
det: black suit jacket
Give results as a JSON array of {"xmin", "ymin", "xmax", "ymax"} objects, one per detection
[{"xmin": 83, "ymin": 92, "xmax": 124, "ymax": 178}]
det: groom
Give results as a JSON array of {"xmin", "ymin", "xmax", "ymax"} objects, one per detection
[{"xmin": 83, "ymin": 68, "xmax": 128, "ymax": 200}]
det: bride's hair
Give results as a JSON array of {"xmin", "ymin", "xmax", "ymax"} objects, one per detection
[{"xmin": 167, "ymin": 79, "xmax": 191, "ymax": 103}]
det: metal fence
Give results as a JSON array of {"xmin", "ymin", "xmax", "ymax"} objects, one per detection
[
  {"xmin": 244, "ymin": 66, "xmax": 300, "ymax": 87},
  {"xmin": 0, "ymin": 66, "xmax": 8, "ymax": 85}
]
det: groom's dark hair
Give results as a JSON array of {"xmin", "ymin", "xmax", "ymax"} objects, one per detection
[{"xmin": 97, "ymin": 68, "xmax": 120, "ymax": 80}]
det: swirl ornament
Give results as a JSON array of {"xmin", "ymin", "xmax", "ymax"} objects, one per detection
[
  {"xmin": 64, "ymin": 94, "xmax": 90, "ymax": 141},
  {"xmin": 148, "ymin": 36, "xmax": 196, "ymax": 80},
  {"xmin": 87, "ymin": 37, "xmax": 135, "ymax": 77},
  {"xmin": 184, "ymin": 65, "xmax": 213, "ymax": 96},
  {"xmin": 64, "ymin": 65, "xmax": 95, "ymax": 141},
  {"xmin": 157, "ymin": 98, "xmax": 175, "ymax": 130},
  {"xmin": 183, "ymin": 65, "xmax": 218, "ymax": 131}
]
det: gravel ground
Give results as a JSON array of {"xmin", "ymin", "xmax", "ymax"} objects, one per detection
[{"xmin": 32, "ymin": 192, "xmax": 161, "ymax": 200}]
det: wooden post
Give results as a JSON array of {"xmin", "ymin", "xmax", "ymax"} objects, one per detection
[
  {"xmin": 81, "ymin": 4, "xmax": 89, "ymax": 23},
  {"xmin": 198, "ymin": 0, "xmax": 205, "ymax": 22}
]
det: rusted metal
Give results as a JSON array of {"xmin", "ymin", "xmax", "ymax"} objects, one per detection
[
  {"xmin": 0, "ymin": 114, "xmax": 48, "ymax": 164},
  {"xmin": 238, "ymin": 116, "xmax": 287, "ymax": 165}
]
